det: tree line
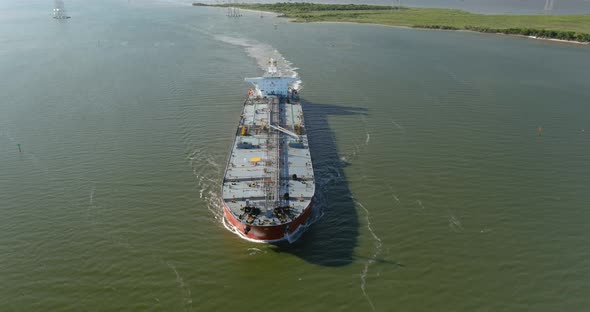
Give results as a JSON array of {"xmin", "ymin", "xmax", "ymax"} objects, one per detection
[{"xmin": 415, "ymin": 25, "xmax": 590, "ymax": 42}]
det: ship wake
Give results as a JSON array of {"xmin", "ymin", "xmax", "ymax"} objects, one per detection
[
  {"xmin": 354, "ymin": 197, "xmax": 383, "ymax": 311},
  {"xmin": 212, "ymin": 35, "xmax": 302, "ymax": 91},
  {"xmin": 188, "ymin": 149, "xmax": 225, "ymax": 227}
]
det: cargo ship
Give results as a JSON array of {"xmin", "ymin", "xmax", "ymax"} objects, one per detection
[{"xmin": 221, "ymin": 59, "xmax": 315, "ymax": 243}]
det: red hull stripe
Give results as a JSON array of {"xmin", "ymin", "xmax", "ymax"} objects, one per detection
[{"xmin": 222, "ymin": 200, "xmax": 314, "ymax": 242}]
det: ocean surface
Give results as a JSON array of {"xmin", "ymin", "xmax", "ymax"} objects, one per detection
[{"xmin": 2, "ymin": 0, "xmax": 590, "ymax": 311}]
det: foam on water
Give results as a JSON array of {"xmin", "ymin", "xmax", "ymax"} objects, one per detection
[
  {"xmin": 188, "ymin": 149, "xmax": 224, "ymax": 225},
  {"xmin": 166, "ymin": 261, "xmax": 193, "ymax": 309},
  {"xmin": 354, "ymin": 197, "xmax": 383, "ymax": 311},
  {"xmin": 448, "ymin": 212, "xmax": 464, "ymax": 232},
  {"xmin": 416, "ymin": 200, "xmax": 425, "ymax": 210},
  {"xmin": 391, "ymin": 120, "xmax": 406, "ymax": 133},
  {"xmin": 388, "ymin": 186, "xmax": 400, "ymax": 203}
]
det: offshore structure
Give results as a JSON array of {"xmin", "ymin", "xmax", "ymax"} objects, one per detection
[
  {"xmin": 227, "ymin": 7, "xmax": 242, "ymax": 17},
  {"xmin": 221, "ymin": 59, "xmax": 315, "ymax": 243},
  {"xmin": 226, "ymin": 0, "xmax": 242, "ymax": 17},
  {"xmin": 53, "ymin": 0, "xmax": 70, "ymax": 19}
]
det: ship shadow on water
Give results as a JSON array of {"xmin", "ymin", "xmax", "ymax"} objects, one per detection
[{"xmin": 271, "ymin": 99, "xmax": 366, "ymax": 267}]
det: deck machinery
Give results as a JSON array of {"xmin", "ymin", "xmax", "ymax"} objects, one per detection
[{"xmin": 221, "ymin": 59, "xmax": 315, "ymax": 243}]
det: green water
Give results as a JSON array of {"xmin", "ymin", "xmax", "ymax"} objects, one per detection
[{"xmin": 1, "ymin": 0, "xmax": 590, "ymax": 311}]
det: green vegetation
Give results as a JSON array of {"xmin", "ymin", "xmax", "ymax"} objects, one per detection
[
  {"xmin": 193, "ymin": 2, "xmax": 590, "ymax": 42},
  {"xmin": 193, "ymin": 3, "xmax": 396, "ymax": 12}
]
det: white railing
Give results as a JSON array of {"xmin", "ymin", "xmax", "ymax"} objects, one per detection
[{"xmin": 268, "ymin": 124, "xmax": 299, "ymax": 139}]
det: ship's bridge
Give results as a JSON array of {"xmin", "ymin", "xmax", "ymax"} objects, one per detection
[
  {"xmin": 245, "ymin": 76, "xmax": 297, "ymax": 97},
  {"xmin": 245, "ymin": 58, "xmax": 298, "ymax": 97}
]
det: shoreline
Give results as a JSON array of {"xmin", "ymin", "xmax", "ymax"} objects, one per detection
[
  {"xmin": 194, "ymin": 3, "xmax": 590, "ymax": 45},
  {"xmin": 238, "ymin": 8, "xmax": 281, "ymax": 16},
  {"xmin": 524, "ymin": 35, "xmax": 589, "ymax": 45},
  {"xmin": 311, "ymin": 20, "xmax": 590, "ymax": 45}
]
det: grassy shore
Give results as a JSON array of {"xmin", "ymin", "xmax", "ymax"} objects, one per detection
[{"xmin": 193, "ymin": 3, "xmax": 590, "ymax": 42}]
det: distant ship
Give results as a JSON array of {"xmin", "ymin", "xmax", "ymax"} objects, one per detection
[
  {"xmin": 53, "ymin": 0, "xmax": 70, "ymax": 19},
  {"xmin": 221, "ymin": 59, "xmax": 315, "ymax": 243}
]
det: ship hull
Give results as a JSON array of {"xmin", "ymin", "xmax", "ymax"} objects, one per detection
[
  {"xmin": 221, "ymin": 63, "xmax": 315, "ymax": 244},
  {"xmin": 222, "ymin": 198, "xmax": 314, "ymax": 242}
]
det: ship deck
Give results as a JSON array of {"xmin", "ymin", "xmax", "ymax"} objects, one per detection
[{"xmin": 222, "ymin": 95, "xmax": 315, "ymax": 227}]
